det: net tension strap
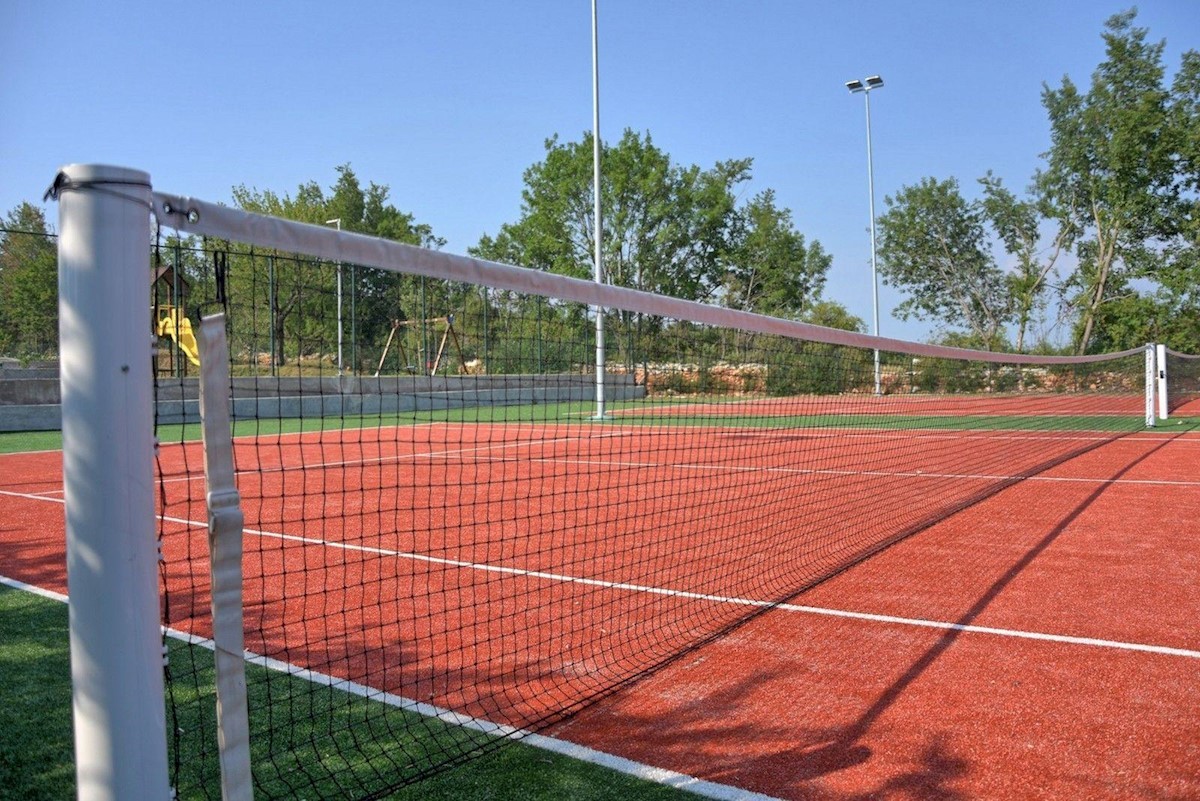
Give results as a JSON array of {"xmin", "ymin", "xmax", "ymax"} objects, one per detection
[{"xmin": 197, "ymin": 314, "xmax": 253, "ymax": 801}]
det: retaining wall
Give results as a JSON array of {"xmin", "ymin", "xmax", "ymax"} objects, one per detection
[{"xmin": 0, "ymin": 371, "xmax": 643, "ymax": 432}]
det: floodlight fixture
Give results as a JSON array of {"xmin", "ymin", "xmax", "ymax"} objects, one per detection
[
  {"xmin": 865, "ymin": 75, "xmax": 884, "ymax": 88},
  {"xmin": 845, "ymin": 79, "xmax": 865, "ymax": 93}
]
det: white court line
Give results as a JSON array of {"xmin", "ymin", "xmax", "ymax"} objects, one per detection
[
  {"xmin": 150, "ymin": 426, "xmax": 1200, "ymax": 491},
  {"xmin": 150, "ymin": 448, "xmax": 1200, "ymax": 492},
  {"xmin": 710, "ymin": 426, "xmax": 1188, "ymax": 445},
  {"xmin": 0, "ymin": 483, "xmax": 68, "ymax": 497},
  {"xmin": 0, "ymin": 572, "xmax": 779, "ymax": 801},
  {"xmin": 236, "ymin": 522, "xmax": 1199, "ymax": 661},
  {"xmin": 520, "ymin": 419, "xmax": 1200, "ymax": 447},
  {"xmin": 214, "ymin": 420, "xmax": 446, "ymax": 446},
  {"xmin": 152, "ymin": 419, "xmax": 449, "ymax": 454},
  {"xmin": 140, "ymin": 417, "xmax": 1200, "ymax": 492},
  {"xmin": 550, "ymin": 418, "xmax": 1140, "ymax": 442},
  {"xmin": 4, "ymin": 484, "xmax": 1197, "ymax": 662},
  {"xmin": 176, "ymin": 414, "xmax": 1200, "ymax": 447},
  {"xmin": 152, "ymin": 430, "xmax": 630, "ymax": 487},
  {"xmin": 561, "ymin": 414, "xmax": 1200, "ymax": 443},
  {"xmin": 7, "ymin": 415, "xmax": 1198, "ymax": 464},
  {"xmin": 404, "ymin": 452, "xmax": 1200, "ymax": 489},
  {"xmin": 1, "ymin": 574, "xmax": 67, "ymax": 603},
  {"xmin": 0, "ymin": 489, "xmax": 64, "ymax": 503},
  {"xmin": 67, "ymin": 453, "xmax": 1200, "ymax": 498},
  {"xmin": 14, "ymin": 430, "xmax": 1199, "ymax": 505}
]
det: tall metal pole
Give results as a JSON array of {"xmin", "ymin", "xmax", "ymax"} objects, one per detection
[
  {"xmin": 268, "ymin": 254, "xmax": 277, "ymax": 376},
  {"xmin": 591, "ymin": 0, "xmax": 606, "ymax": 419},
  {"xmin": 864, "ymin": 90, "xmax": 881, "ymax": 396},
  {"xmin": 326, "ymin": 218, "xmax": 343, "ymax": 376},
  {"xmin": 846, "ymin": 76, "xmax": 884, "ymax": 396}
]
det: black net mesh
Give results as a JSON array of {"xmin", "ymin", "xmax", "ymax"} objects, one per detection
[
  {"xmin": 152, "ymin": 237, "xmax": 1149, "ymax": 799},
  {"xmin": 1164, "ymin": 349, "xmax": 1200, "ymax": 416}
]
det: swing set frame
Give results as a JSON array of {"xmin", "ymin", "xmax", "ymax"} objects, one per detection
[{"xmin": 374, "ymin": 315, "xmax": 469, "ymax": 377}]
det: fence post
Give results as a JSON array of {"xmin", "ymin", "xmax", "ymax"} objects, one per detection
[{"xmin": 54, "ymin": 164, "xmax": 171, "ymax": 800}]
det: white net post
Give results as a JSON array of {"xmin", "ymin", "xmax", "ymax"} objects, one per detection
[
  {"xmin": 1146, "ymin": 343, "xmax": 1157, "ymax": 427},
  {"xmin": 53, "ymin": 164, "xmax": 171, "ymax": 800},
  {"xmin": 1156, "ymin": 343, "xmax": 1169, "ymax": 421}
]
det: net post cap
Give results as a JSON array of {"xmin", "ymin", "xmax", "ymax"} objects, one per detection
[
  {"xmin": 55, "ymin": 163, "xmax": 151, "ymax": 185},
  {"xmin": 47, "ymin": 164, "xmax": 151, "ymax": 201}
]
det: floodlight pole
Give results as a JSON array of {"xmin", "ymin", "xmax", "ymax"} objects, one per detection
[
  {"xmin": 326, "ymin": 218, "xmax": 343, "ymax": 376},
  {"xmin": 846, "ymin": 75, "xmax": 884, "ymax": 396},
  {"xmin": 591, "ymin": 0, "xmax": 606, "ymax": 419}
]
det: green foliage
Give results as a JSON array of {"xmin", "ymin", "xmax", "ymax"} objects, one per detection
[
  {"xmin": 978, "ymin": 172, "xmax": 1068, "ymax": 353},
  {"xmin": 1077, "ymin": 288, "xmax": 1200, "ymax": 353},
  {"xmin": 876, "ymin": 177, "xmax": 1011, "ymax": 349},
  {"xmin": 227, "ymin": 165, "xmax": 444, "ymax": 371},
  {"xmin": 472, "ymin": 130, "xmax": 756, "ymax": 370},
  {"xmin": 759, "ymin": 303, "xmax": 868, "ymax": 397},
  {"xmin": 858, "ymin": 11, "xmax": 1197, "ymax": 357},
  {"xmin": 458, "ymin": 290, "xmax": 594, "ymax": 376},
  {"xmin": 802, "ymin": 299, "xmax": 866, "ymax": 333},
  {"xmin": 722, "ymin": 189, "xmax": 831, "ymax": 318},
  {"xmin": 473, "ymin": 130, "xmax": 833, "ymax": 377},
  {"xmin": 910, "ymin": 358, "xmax": 986, "ymax": 394},
  {"xmin": 764, "ymin": 341, "xmax": 872, "ymax": 396},
  {"xmin": 473, "ymin": 130, "xmax": 748, "ymax": 297},
  {"xmin": 1037, "ymin": 9, "xmax": 1189, "ymax": 354},
  {"xmin": 929, "ymin": 329, "xmax": 1013, "ymax": 353},
  {"xmin": 0, "ymin": 204, "xmax": 58, "ymax": 359}
]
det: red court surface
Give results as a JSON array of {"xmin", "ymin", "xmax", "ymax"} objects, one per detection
[{"xmin": 2, "ymin": 421, "xmax": 1198, "ymax": 799}]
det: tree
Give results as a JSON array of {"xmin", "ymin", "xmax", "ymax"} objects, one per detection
[
  {"xmin": 0, "ymin": 203, "xmax": 58, "ymax": 358},
  {"xmin": 802, "ymin": 299, "xmax": 865, "ymax": 333},
  {"xmin": 1037, "ymin": 9, "xmax": 1179, "ymax": 354},
  {"xmin": 475, "ymin": 130, "xmax": 750, "ymax": 297},
  {"xmin": 1156, "ymin": 48, "xmax": 1200, "ymax": 352},
  {"xmin": 978, "ymin": 172, "xmax": 1070, "ymax": 353},
  {"xmin": 474, "ymin": 130, "xmax": 835, "ymax": 371},
  {"xmin": 722, "ymin": 189, "xmax": 832, "ymax": 319},
  {"xmin": 230, "ymin": 165, "xmax": 443, "ymax": 370},
  {"xmin": 876, "ymin": 177, "xmax": 1012, "ymax": 350},
  {"xmin": 473, "ymin": 130, "xmax": 755, "ymax": 369}
]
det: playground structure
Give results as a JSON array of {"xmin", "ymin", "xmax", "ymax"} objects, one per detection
[
  {"xmin": 375, "ymin": 315, "xmax": 469, "ymax": 377},
  {"xmin": 156, "ymin": 305, "xmax": 200, "ymax": 367},
  {"xmin": 151, "ymin": 306, "xmax": 474, "ymax": 378},
  {"xmin": 152, "ymin": 259, "xmax": 197, "ymax": 375}
]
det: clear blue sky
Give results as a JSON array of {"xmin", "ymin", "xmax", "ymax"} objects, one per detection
[{"xmin": 2, "ymin": 1, "xmax": 1197, "ymax": 343}]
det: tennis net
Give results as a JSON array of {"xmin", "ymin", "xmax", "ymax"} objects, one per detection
[
  {"xmin": 1162, "ymin": 348, "xmax": 1200, "ymax": 417},
  {"xmin": 51, "ymin": 169, "xmax": 1159, "ymax": 800}
]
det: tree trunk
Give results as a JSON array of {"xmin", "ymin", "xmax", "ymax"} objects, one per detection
[{"xmin": 1075, "ymin": 242, "xmax": 1115, "ymax": 355}]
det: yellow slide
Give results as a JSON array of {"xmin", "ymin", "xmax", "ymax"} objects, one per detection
[{"xmin": 157, "ymin": 306, "xmax": 201, "ymax": 366}]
